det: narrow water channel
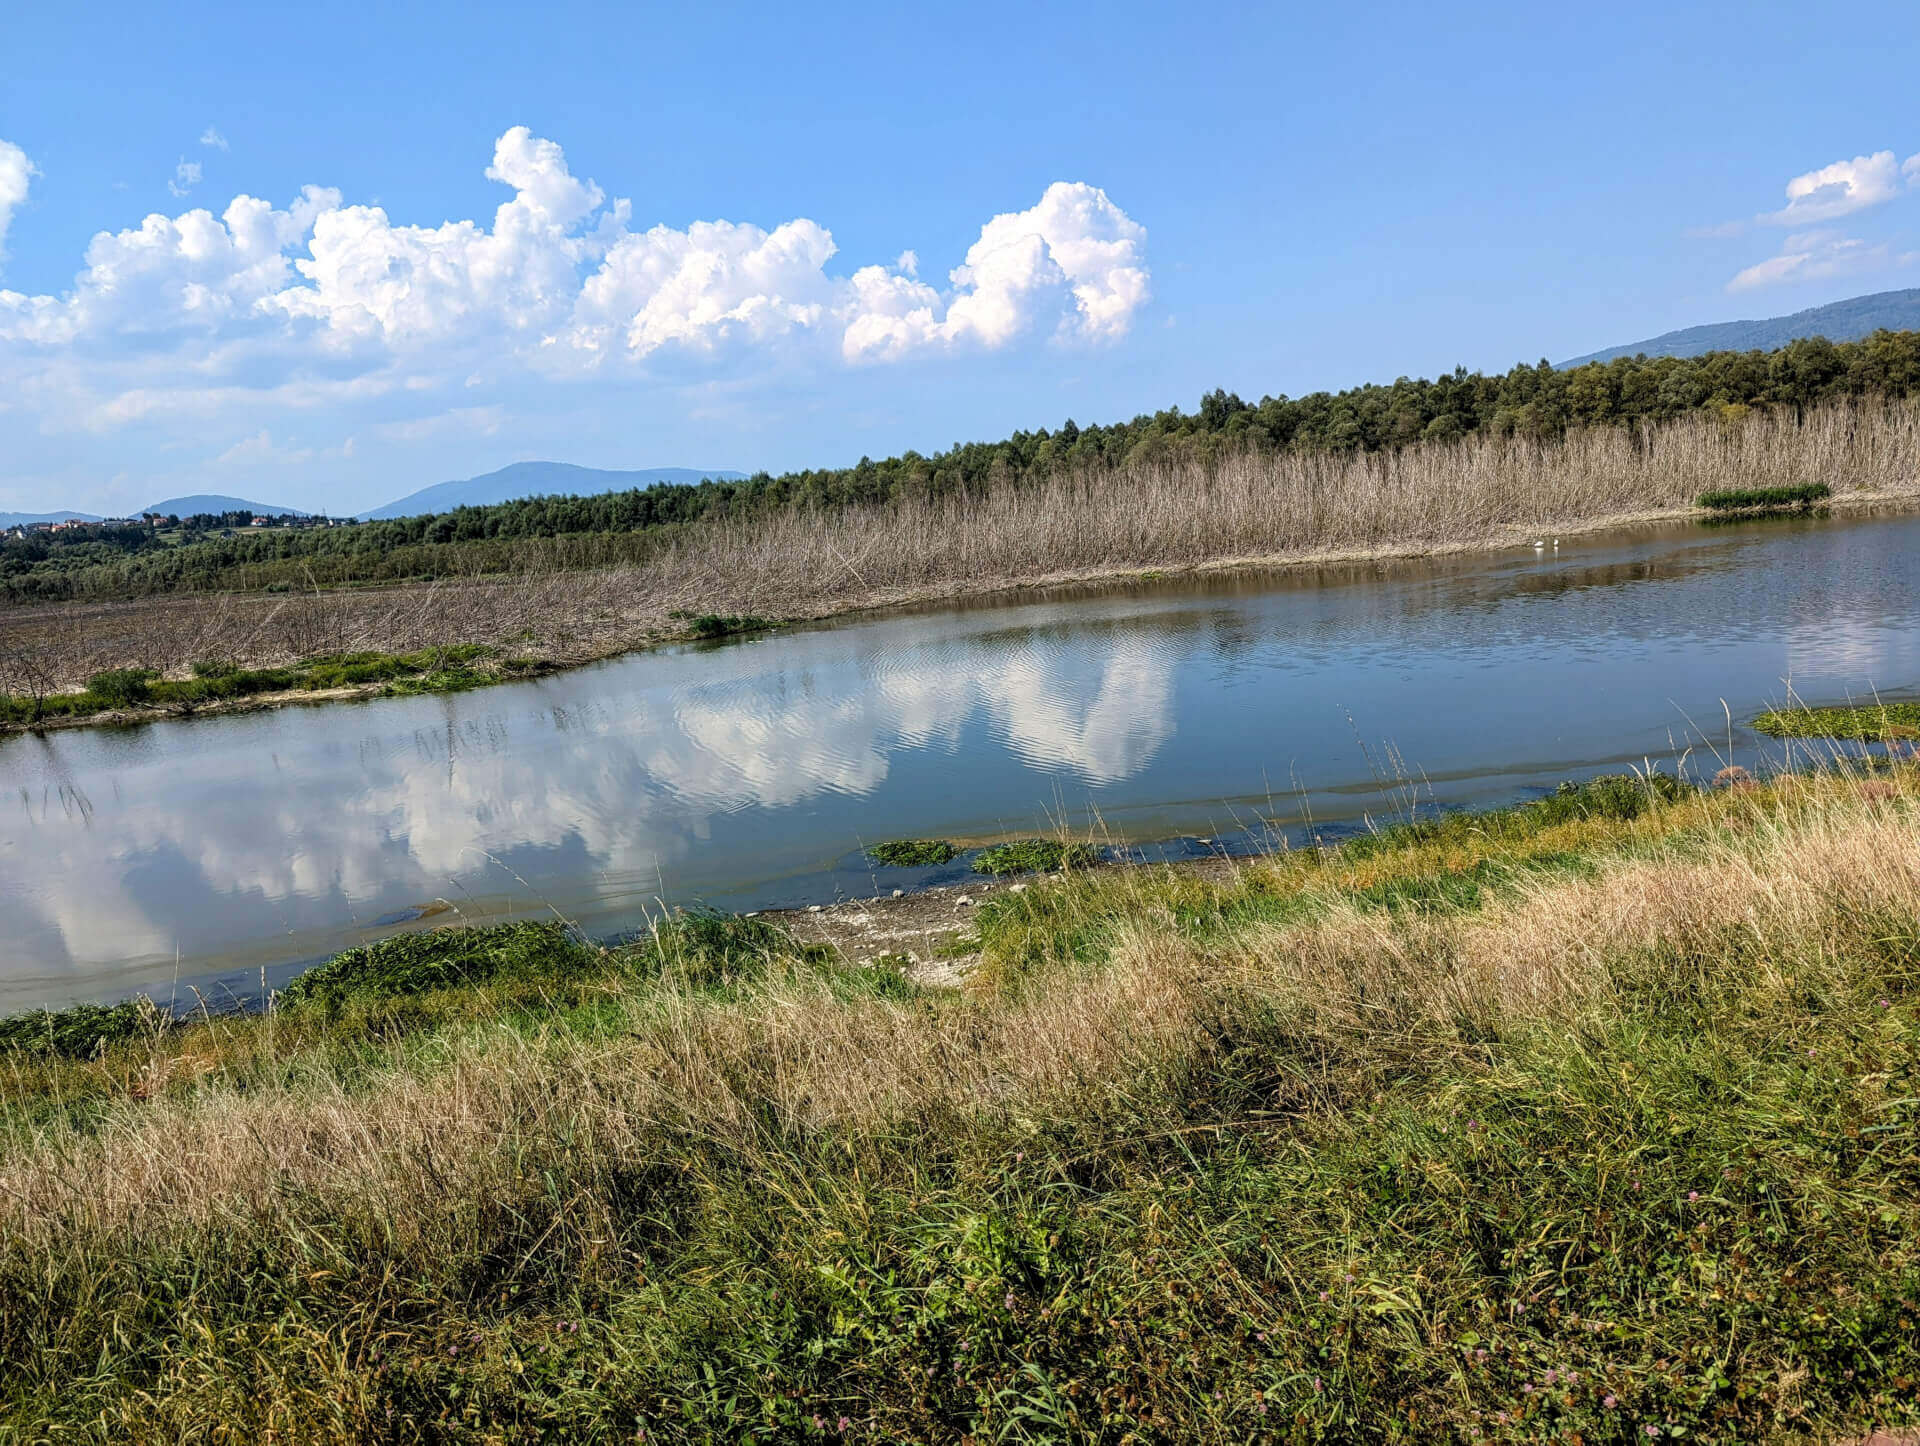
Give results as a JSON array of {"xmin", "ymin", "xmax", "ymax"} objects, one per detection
[{"xmin": 5, "ymin": 508, "xmax": 1919, "ymax": 1012}]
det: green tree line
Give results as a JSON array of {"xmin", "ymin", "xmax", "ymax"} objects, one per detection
[{"xmin": 9, "ymin": 329, "xmax": 1920, "ymax": 604}]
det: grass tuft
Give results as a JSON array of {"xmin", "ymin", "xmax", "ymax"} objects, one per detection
[{"xmin": 972, "ymin": 838, "xmax": 1103, "ymax": 875}]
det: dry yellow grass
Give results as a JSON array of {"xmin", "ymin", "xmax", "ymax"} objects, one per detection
[
  {"xmin": 3, "ymin": 768, "xmax": 1918, "ymax": 1438},
  {"xmin": 5, "ymin": 772, "xmax": 1913, "ymax": 1256}
]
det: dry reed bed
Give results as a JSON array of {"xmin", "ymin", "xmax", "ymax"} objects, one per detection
[
  {"xmin": 5, "ymin": 775, "xmax": 1915, "ymax": 1260},
  {"xmin": 6, "ymin": 400, "xmax": 1920, "ymax": 693}
]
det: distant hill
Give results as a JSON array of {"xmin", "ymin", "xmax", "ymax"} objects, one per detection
[
  {"xmin": 361, "ymin": 462, "xmax": 747, "ymax": 521},
  {"xmin": 0, "ymin": 510, "xmax": 100, "ymax": 528},
  {"xmin": 142, "ymin": 494, "xmax": 308, "ymax": 518},
  {"xmin": 1560, "ymin": 289, "xmax": 1920, "ymax": 368}
]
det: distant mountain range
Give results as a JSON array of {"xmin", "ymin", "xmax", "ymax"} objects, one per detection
[
  {"xmin": 0, "ymin": 510, "xmax": 100, "ymax": 528},
  {"xmin": 1559, "ymin": 288, "xmax": 1920, "ymax": 367},
  {"xmin": 5, "ymin": 468, "xmax": 744, "ymax": 533},
  {"xmin": 358, "ymin": 462, "xmax": 746, "ymax": 520},
  {"xmin": 142, "ymin": 493, "xmax": 308, "ymax": 518}
]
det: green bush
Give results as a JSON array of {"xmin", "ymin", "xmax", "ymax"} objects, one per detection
[
  {"xmin": 1697, "ymin": 482, "xmax": 1831, "ymax": 510},
  {"xmin": 687, "ymin": 614, "xmax": 777, "ymax": 639},
  {"xmin": 972, "ymin": 838, "xmax": 1103, "ymax": 875},
  {"xmin": 84, "ymin": 668, "xmax": 156, "ymax": 708},
  {"xmin": 866, "ymin": 839, "xmax": 958, "ymax": 867}
]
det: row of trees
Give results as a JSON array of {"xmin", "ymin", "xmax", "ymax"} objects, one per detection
[{"xmin": 8, "ymin": 330, "xmax": 1920, "ymax": 604}]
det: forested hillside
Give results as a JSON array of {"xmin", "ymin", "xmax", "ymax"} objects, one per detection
[{"xmin": 8, "ymin": 329, "xmax": 1920, "ymax": 604}]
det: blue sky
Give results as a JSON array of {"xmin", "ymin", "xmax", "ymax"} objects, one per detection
[{"xmin": 3, "ymin": 0, "xmax": 1918, "ymax": 517}]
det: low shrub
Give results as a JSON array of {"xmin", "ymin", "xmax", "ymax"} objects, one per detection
[
  {"xmin": 1697, "ymin": 482, "xmax": 1831, "ymax": 510},
  {"xmin": 83, "ymin": 668, "xmax": 157, "ymax": 708},
  {"xmin": 686, "ymin": 614, "xmax": 778, "ymax": 639}
]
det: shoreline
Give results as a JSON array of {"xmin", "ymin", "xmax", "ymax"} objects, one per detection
[{"xmin": 5, "ymin": 488, "xmax": 1917, "ymax": 739}]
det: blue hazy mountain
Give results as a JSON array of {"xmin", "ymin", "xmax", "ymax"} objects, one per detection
[
  {"xmin": 0, "ymin": 510, "xmax": 101, "ymax": 527},
  {"xmin": 1560, "ymin": 289, "xmax": 1920, "ymax": 367},
  {"xmin": 362, "ymin": 462, "xmax": 747, "ymax": 521},
  {"xmin": 142, "ymin": 494, "xmax": 308, "ymax": 518}
]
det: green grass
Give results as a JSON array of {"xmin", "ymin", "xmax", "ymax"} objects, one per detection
[
  {"xmin": 1755, "ymin": 700, "xmax": 1920, "ymax": 739},
  {"xmin": 1696, "ymin": 481, "xmax": 1831, "ymax": 511},
  {"xmin": 972, "ymin": 838, "xmax": 1103, "ymax": 875},
  {"xmin": 2, "ymin": 772, "xmax": 1918, "ymax": 1441},
  {"xmin": 865, "ymin": 838, "xmax": 959, "ymax": 867},
  {"xmin": 0, "ymin": 644, "xmax": 514, "ymax": 727},
  {"xmin": 684, "ymin": 613, "xmax": 779, "ymax": 640}
]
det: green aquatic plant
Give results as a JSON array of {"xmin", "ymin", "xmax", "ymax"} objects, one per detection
[
  {"xmin": 1697, "ymin": 481, "xmax": 1830, "ymax": 511},
  {"xmin": 1755, "ymin": 700, "xmax": 1920, "ymax": 739},
  {"xmin": 865, "ymin": 838, "xmax": 958, "ymax": 867},
  {"xmin": 972, "ymin": 838, "xmax": 1102, "ymax": 875}
]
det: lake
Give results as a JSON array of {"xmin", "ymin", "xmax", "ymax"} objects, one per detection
[{"xmin": 5, "ymin": 508, "xmax": 1919, "ymax": 1013}]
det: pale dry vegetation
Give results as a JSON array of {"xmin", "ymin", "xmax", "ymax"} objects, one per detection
[
  {"xmin": 5, "ymin": 399, "xmax": 1919, "ymax": 696},
  {"xmin": 2, "ymin": 769, "xmax": 1918, "ymax": 1438}
]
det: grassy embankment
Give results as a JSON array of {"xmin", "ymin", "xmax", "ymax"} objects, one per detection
[
  {"xmin": 0, "ymin": 615, "xmax": 778, "ymax": 730},
  {"xmin": 4, "ymin": 398, "xmax": 1919, "ymax": 715},
  {"xmin": 2, "ymin": 768, "xmax": 1918, "ymax": 1441}
]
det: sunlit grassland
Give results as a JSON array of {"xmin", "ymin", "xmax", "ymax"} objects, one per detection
[{"xmin": 1, "ymin": 770, "xmax": 1917, "ymax": 1441}]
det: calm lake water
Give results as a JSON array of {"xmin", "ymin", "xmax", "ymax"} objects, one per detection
[{"xmin": 6, "ymin": 509, "xmax": 1920, "ymax": 1012}]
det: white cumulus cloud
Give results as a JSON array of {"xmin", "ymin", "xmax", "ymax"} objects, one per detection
[
  {"xmin": 0, "ymin": 139, "xmax": 35, "ymax": 268},
  {"xmin": 0, "ymin": 127, "xmax": 1148, "ymax": 437},
  {"xmin": 168, "ymin": 158, "xmax": 202, "ymax": 199},
  {"xmin": 200, "ymin": 126, "xmax": 230, "ymax": 152},
  {"xmin": 1728, "ymin": 228, "xmax": 1893, "ymax": 292},
  {"xmin": 1764, "ymin": 150, "xmax": 1905, "ymax": 224},
  {"xmin": 0, "ymin": 126, "xmax": 1147, "ymax": 505}
]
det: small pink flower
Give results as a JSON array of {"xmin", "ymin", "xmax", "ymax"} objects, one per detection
[
  {"xmin": 838, "ymin": 1417, "xmax": 850, "ymax": 1432},
  {"xmin": 1687, "ymin": 1190, "xmax": 1699, "ymax": 1201},
  {"xmin": 1603, "ymin": 1395, "xmax": 1618, "ymax": 1409},
  {"xmin": 1313, "ymin": 1376, "xmax": 1323, "ymax": 1393},
  {"xmin": 1256, "ymin": 1331, "xmax": 1267, "ymax": 1342}
]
